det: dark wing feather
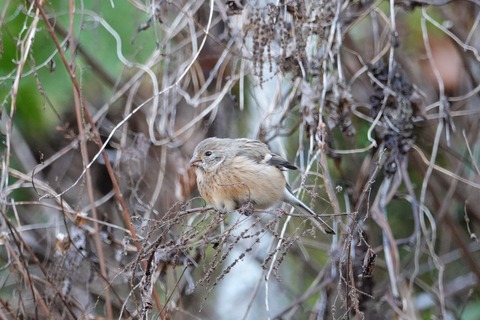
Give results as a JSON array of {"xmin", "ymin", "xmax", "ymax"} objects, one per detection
[{"xmin": 265, "ymin": 153, "xmax": 297, "ymax": 170}]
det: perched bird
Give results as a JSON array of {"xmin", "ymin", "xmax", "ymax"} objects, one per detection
[{"xmin": 189, "ymin": 137, "xmax": 335, "ymax": 235}]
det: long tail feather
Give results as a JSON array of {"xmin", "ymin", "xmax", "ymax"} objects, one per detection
[{"xmin": 283, "ymin": 189, "xmax": 335, "ymax": 235}]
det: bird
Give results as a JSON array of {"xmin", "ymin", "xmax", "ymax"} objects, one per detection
[{"xmin": 189, "ymin": 137, "xmax": 335, "ymax": 235}]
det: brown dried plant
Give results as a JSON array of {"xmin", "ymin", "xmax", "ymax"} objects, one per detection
[{"xmin": 0, "ymin": 0, "xmax": 479, "ymax": 319}]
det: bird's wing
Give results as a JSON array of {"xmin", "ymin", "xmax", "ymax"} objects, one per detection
[
  {"xmin": 263, "ymin": 153, "xmax": 297, "ymax": 170},
  {"xmin": 234, "ymin": 139, "xmax": 297, "ymax": 170}
]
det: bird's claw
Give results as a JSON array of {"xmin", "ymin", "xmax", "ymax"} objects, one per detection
[{"xmin": 237, "ymin": 202, "xmax": 254, "ymax": 216}]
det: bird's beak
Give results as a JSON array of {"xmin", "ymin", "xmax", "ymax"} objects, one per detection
[{"xmin": 189, "ymin": 156, "xmax": 201, "ymax": 167}]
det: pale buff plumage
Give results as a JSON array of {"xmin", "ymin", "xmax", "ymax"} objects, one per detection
[{"xmin": 190, "ymin": 137, "xmax": 335, "ymax": 235}]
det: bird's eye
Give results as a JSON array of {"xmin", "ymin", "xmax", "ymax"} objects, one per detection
[{"xmin": 205, "ymin": 151, "xmax": 212, "ymax": 156}]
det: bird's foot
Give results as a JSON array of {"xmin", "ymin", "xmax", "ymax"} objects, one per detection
[{"xmin": 237, "ymin": 202, "xmax": 254, "ymax": 216}]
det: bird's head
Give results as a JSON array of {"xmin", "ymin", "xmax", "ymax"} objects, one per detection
[{"xmin": 190, "ymin": 138, "xmax": 230, "ymax": 174}]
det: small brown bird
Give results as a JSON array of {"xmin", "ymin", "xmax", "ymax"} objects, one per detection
[{"xmin": 189, "ymin": 137, "xmax": 335, "ymax": 235}]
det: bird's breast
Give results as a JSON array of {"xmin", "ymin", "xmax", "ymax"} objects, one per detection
[{"xmin": 196, "ymin": 157, "xmax": 286, "ymax": 211}]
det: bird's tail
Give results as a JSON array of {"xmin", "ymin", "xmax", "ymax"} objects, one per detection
[{"xmin": 283, "ymin": 189, "xmax": 335, "ymax": 235}]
